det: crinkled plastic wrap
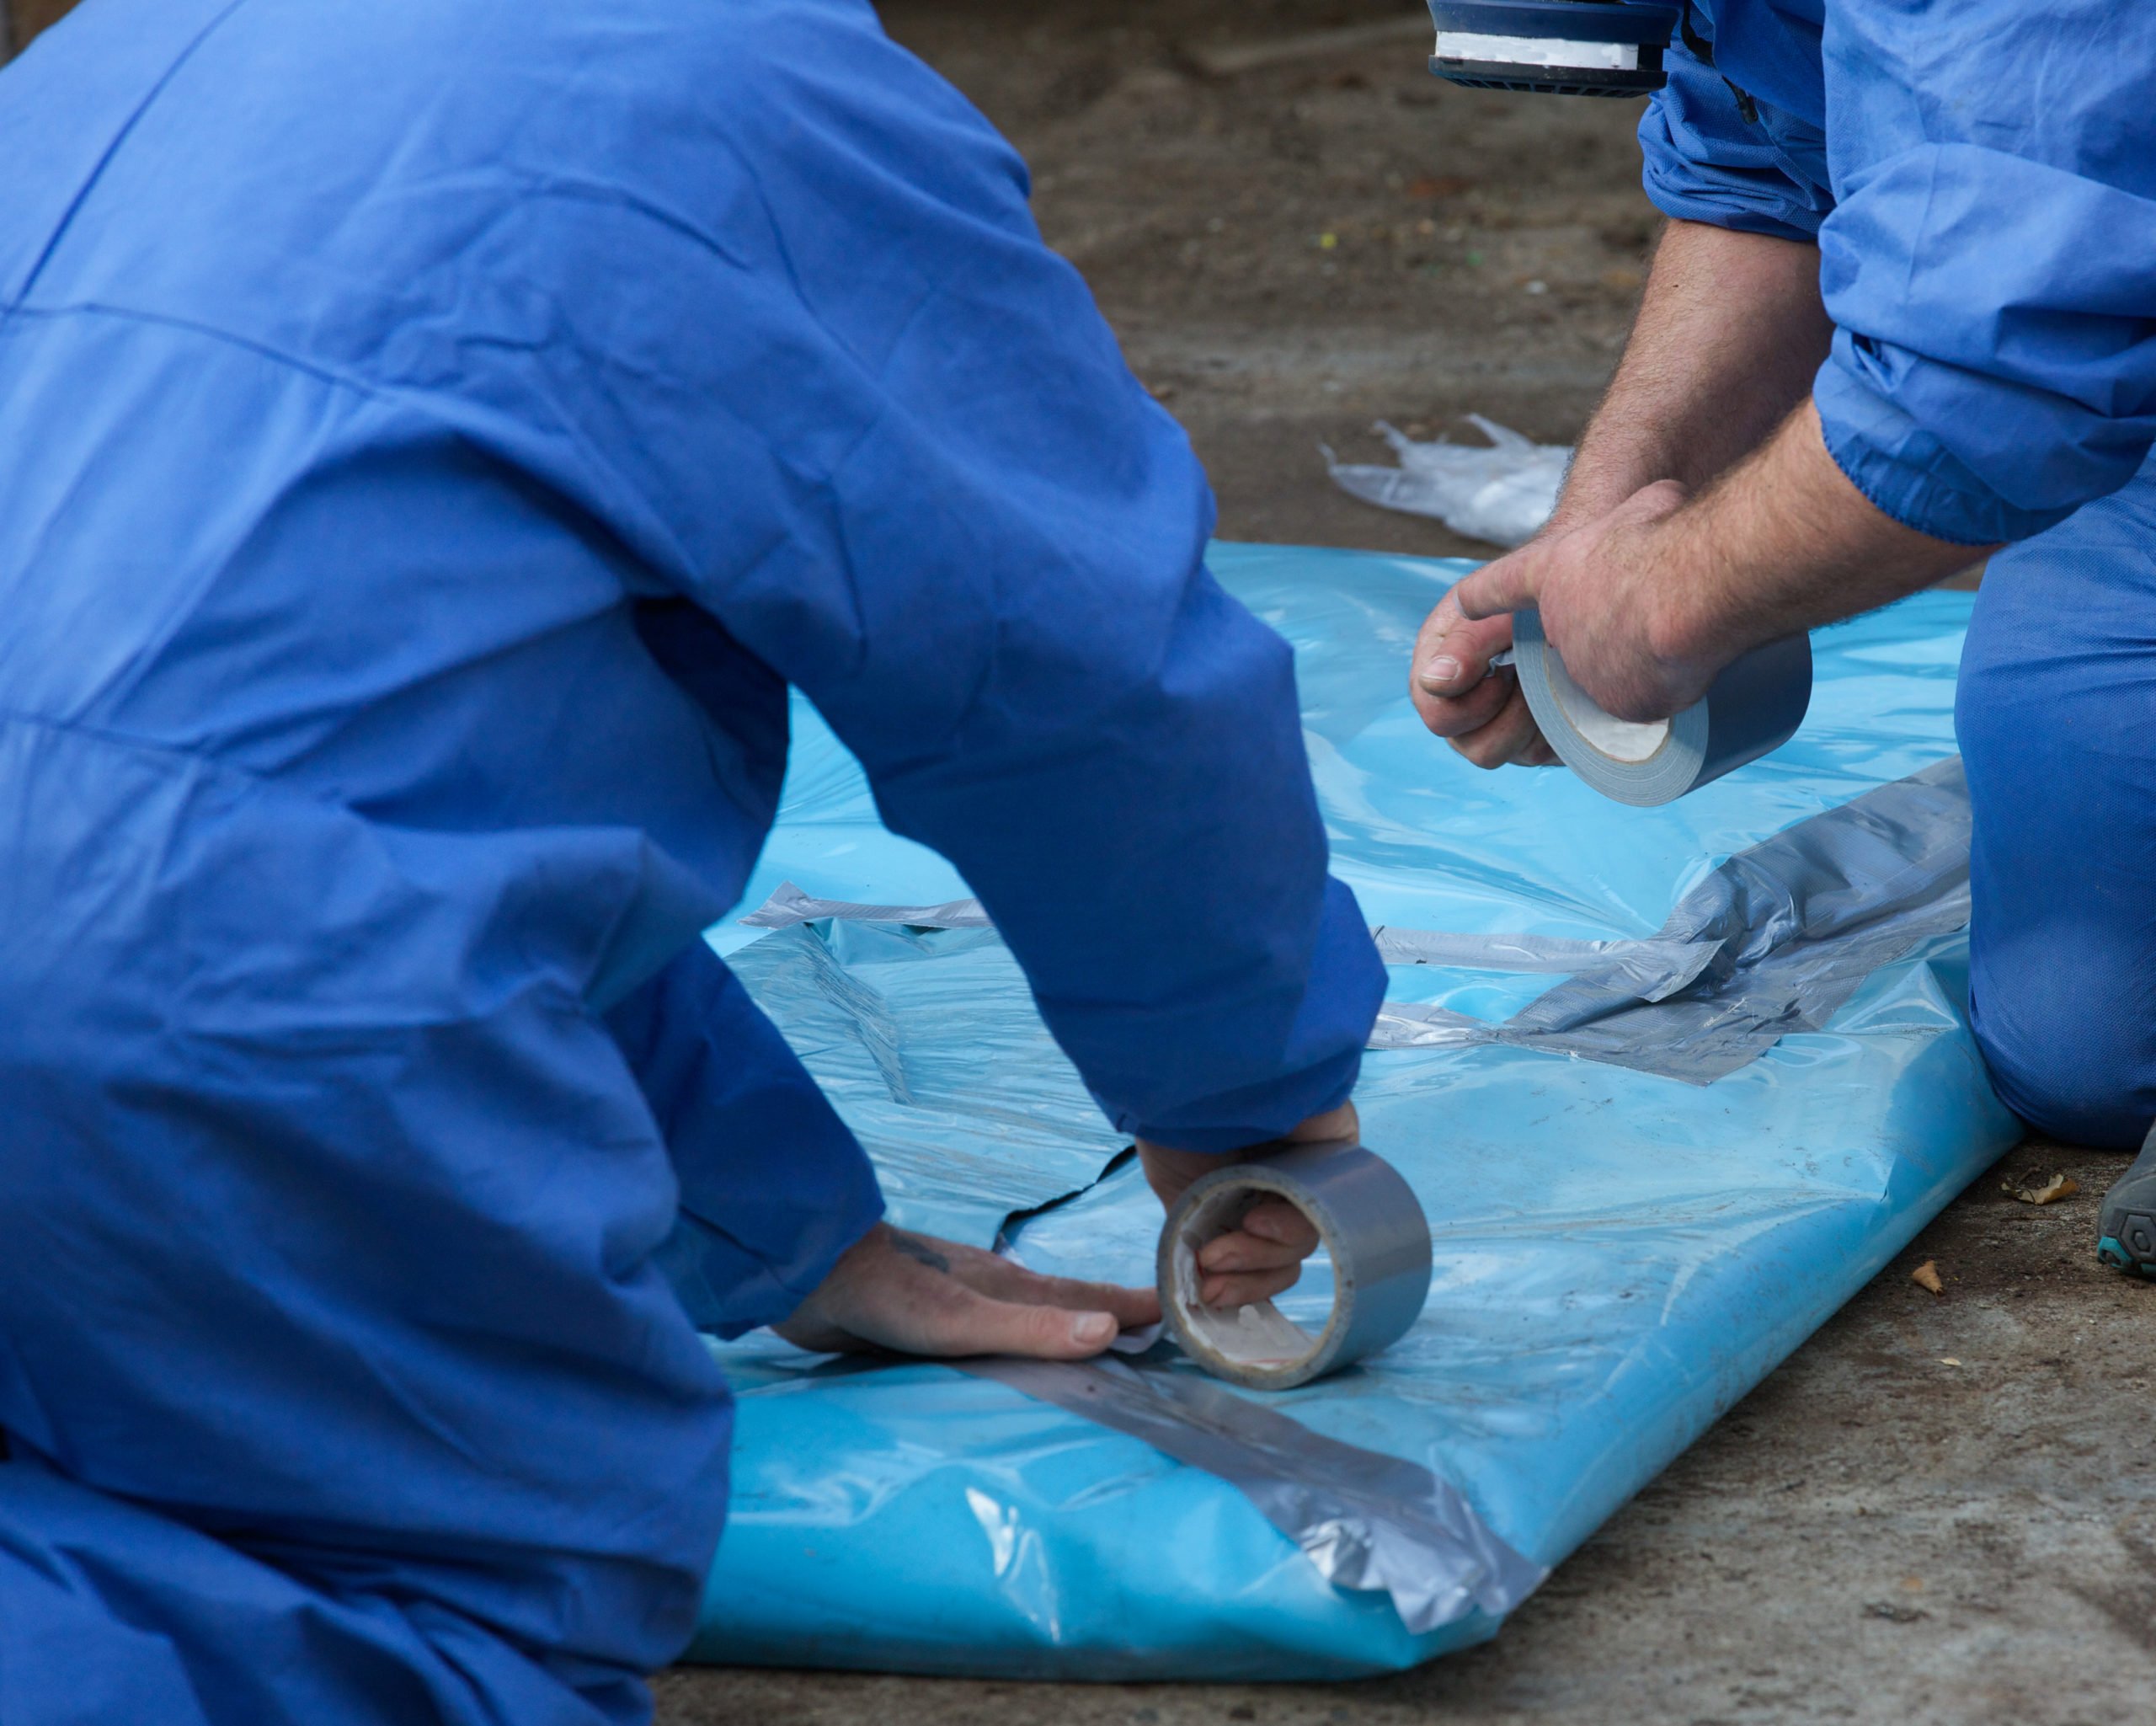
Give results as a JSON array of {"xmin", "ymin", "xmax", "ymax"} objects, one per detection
[
  {"xmin": 1325, "ymin": 417, "xmax": 1567, "ymax": 547},
  {"xmin": 691, "ymin": 544, "xmax": 2016, "ymax": 1681}
]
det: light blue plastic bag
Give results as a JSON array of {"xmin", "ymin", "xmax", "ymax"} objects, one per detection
[{"xmin": 691, "ymin": 544, "xmax": 2015, "ymax": 1680}]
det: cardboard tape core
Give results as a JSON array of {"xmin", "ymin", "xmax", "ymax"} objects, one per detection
[
  {"xmin": 1543, "ymin": 642, "xmax": 1670, "ymax": 763},
  {"xmin": 1512, "ymin": 610, "xmax": 1812, "ymax": 806},
  {"xmin": 1168, "ymin": 1184, "xmax": 1331, "ymax": 1370}
]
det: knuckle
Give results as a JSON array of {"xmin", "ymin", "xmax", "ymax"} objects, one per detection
[{"xmin": 1026, "ymin": 1307, "xmax": 1070, "ymax": 1349}]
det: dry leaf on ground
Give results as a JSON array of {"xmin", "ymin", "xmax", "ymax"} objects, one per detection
[
  {"xmin": 2002, "ymin": 1172, "xmax": 2079, "ymax": 1205},
  {"xmin": 1911, "ymin": 1259, "xmax": 1945, "ymax": 1295}
]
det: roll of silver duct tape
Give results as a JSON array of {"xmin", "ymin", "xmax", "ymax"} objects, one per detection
[
  {"xmin": 1509, "ymin": 610, "xmax": 1812, "ymax": 807},
  {"xmin": 1158, "ymin": 1143, "xmax": 1433, "ymax": 1392}
]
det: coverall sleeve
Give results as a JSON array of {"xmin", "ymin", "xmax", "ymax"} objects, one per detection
[
  {"xmin": 1809, "ymin": 2, "xmax": 2156, "ymax": 544},
  {"xmin": 1637, "ymin": 31, "xmax": 1830, "ymax": 243},
  {"xmin": 579, "ymin": 2, "xmax": 1385, "ymax": 1152},
  {"xmin": 607, "ymin": 942, "xmax": 884, "ymax": 1338}
]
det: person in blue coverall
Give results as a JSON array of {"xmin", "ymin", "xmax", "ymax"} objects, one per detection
[
  {"xmin": 1413, "ymin": 2, "xmax": 2156, "ymax": 1272},
  {"xmin": 0, "ymin": 3, "xmax": 1382, "ymax": 1721}
]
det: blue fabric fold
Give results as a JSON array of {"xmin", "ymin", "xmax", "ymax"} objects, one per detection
[
  {"xmin": 0, "ymin": 2, "xmax": 1380, "ymax": 1718},
  {"xmin": 1638, "ymin": 1, "xmax": 2156, "ymax": 544}
]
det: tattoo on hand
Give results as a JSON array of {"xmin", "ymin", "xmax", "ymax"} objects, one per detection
[{"xmin": 889, "ymin": 1232, "xmax": 952, "ymax": 1274}]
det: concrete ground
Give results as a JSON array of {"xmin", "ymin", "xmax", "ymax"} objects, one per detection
[{"xmin": 664, "ymin": 5, "xmax": 2151, "ymax": 1723}]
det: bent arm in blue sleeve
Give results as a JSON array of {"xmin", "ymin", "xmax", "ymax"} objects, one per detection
[
  {"xmin": 1812, "ymin": 1, "xmax": 2156, "ymax": 543},
  {"xmin": 1637, "ymin": 27, "xmax": 1831, "ymax": 243},
  {"xmin": 607, "ymin": 941, "xmax": 883, "ymax": 1335},
  {"xmin": 564, "ymin": 1, "xmax": 1384, "ymax": 1152}
]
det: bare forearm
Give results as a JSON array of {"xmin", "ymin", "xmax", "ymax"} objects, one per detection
[
  {"xmin": 1556, "ymin": 220, "xmax": 1833, "ymax": 526},
  {"xmin": 1448, "ymin": 402, "xmax": 1993, "ymax": 726},
  {"xmin": 1414, "ymin": 222, "xmax": 1885, "ymax": 771},
  {"xmin": 1660, "ymin": 403, "xmax": 1986, "ymax": 661}
]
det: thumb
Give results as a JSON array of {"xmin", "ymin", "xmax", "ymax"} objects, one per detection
[{"xmin": 1412, "ymin": 592, "xmax": 1515, "ymax": 700}]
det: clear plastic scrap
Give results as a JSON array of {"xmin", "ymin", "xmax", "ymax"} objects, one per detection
[{"xmin": 1325, "ymin": 416, "xmax": 1571, "ymax": 548}]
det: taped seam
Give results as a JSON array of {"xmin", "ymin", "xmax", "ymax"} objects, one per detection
[
  {"xmin": 737, "ymin": 760, "xmax": 1971, "ymax": 1087},
  {"xmin": 958, "ymin": 1355, "xmax": 1545, "ymax": 1635},
  {"xmin": 1369, "ymin": 758, "xmax": 1974, "ymax": 1082},
  {"xmin": 739, "ymin": 880, "xmax": 990, "ymax": 930}
]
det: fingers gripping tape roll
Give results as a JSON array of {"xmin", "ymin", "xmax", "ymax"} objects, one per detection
[
  {"xmin": 1158, "ymin": 1144, "xmax": 1433, "ymax": 1391},
  {"xmin": 1511, "ymin": 611, "xmax": 1812, "ymax": 806}
]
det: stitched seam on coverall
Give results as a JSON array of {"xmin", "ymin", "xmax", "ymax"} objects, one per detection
[{"xmin": 2, "ymin": 297, "xmax": 710, "ymax": 588}]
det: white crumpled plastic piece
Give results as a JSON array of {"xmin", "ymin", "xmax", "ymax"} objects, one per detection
[{"xmin": 1325, "ymin": 415, "xmax": 1571, "ymax": 548}]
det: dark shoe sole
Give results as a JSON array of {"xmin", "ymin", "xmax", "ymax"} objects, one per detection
[
  {"xmin": 2097, "ymin": 1121, "xmax": 2156, "ymax": 1279},
  {"xmin": 2098, "ymin": 1218, "xmax": 2156, "ymax": 1278}
]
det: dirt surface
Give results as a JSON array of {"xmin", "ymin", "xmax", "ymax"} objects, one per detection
[
  {"xmin": 665, "ymin": 6, "xmax": 2150, "ymax": 1723},
  {"xmin": 878, "ymin": 0, "xmax": 1653, "ymax": 560},
  {"xmin": 4, "ymin": 0, "xmax": 73, "ymax": 53}
]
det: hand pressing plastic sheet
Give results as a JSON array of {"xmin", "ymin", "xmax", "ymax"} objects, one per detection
[{"xmin": 690, "ymin": 544, "xmax": 2019, "ymax": 1681}]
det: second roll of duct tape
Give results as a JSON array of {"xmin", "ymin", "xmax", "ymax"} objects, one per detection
[
  {"xmin": 1159, "ymin": 1143, "xmax": 1433, "ymax": 1392},
  {"xmin": 1509, "ymin": 610, "xmax": 1812, "ymax": 806}
]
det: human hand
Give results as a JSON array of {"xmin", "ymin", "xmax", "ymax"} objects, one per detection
[
  {"xmin": 1428, "ymin": 393, "xmax": 1981, "ymax": 748},
  {"xmin": 1136, "ymin": 1102, "xmax": 1357, "ymax": 1309},
  {"xmin": 1408, "ymin": 583, "xmax": 1561, "ymax": 769},
  {"xmin": 1449, "ymin": 479, "xmax": 1725, "ymax": 723},
  {"xmin": 773, "ymin": 1222, "xmax": 1161, "ymax": 1360}
]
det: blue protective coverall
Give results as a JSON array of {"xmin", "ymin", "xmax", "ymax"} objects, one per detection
[
  {"xmin": 0, "ymin": 3, "xmax": 1385, "ymax": 1720},
  {"xmin": 1638, "ymin": 2, "xmax": 2156, "ymax": 1142}
]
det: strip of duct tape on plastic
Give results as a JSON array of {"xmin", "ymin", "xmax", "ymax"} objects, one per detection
[
  {"xmin": 1159, "ymin": 1143, "xmax": 1433, "ymax": 1392},
  {"xmin": 1508, "ymin": 610, "xmax": 1812, "ymax": 806}
]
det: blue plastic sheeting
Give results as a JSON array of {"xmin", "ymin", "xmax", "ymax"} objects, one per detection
[
  {"xmin": 692, "ymin": 543, "xmax": 2018, "ymax": 1680},
  {"xmin": 725, "ymin": 921, "xmax": 1123, "ymax": 1248}
]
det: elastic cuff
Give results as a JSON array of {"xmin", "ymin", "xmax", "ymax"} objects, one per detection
[
  {"xmin": 1813, "ymin": 359, "xmax": 2066, "ymax": 546},
  {"xmin": 1124, "ymin": 1050, "xmax": 1362, "ymax": 1156},
  {"xmin": 661, "ymin": 1189, "xmax": 887, "ymax": 1340},
  {"xmin": 1640, "ymin": 179, "xmax": 1822, "ymax": 246},
  {"xmin": 1116, "ymin": 877, "xmax": 1382, "ymax": 1152}
]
